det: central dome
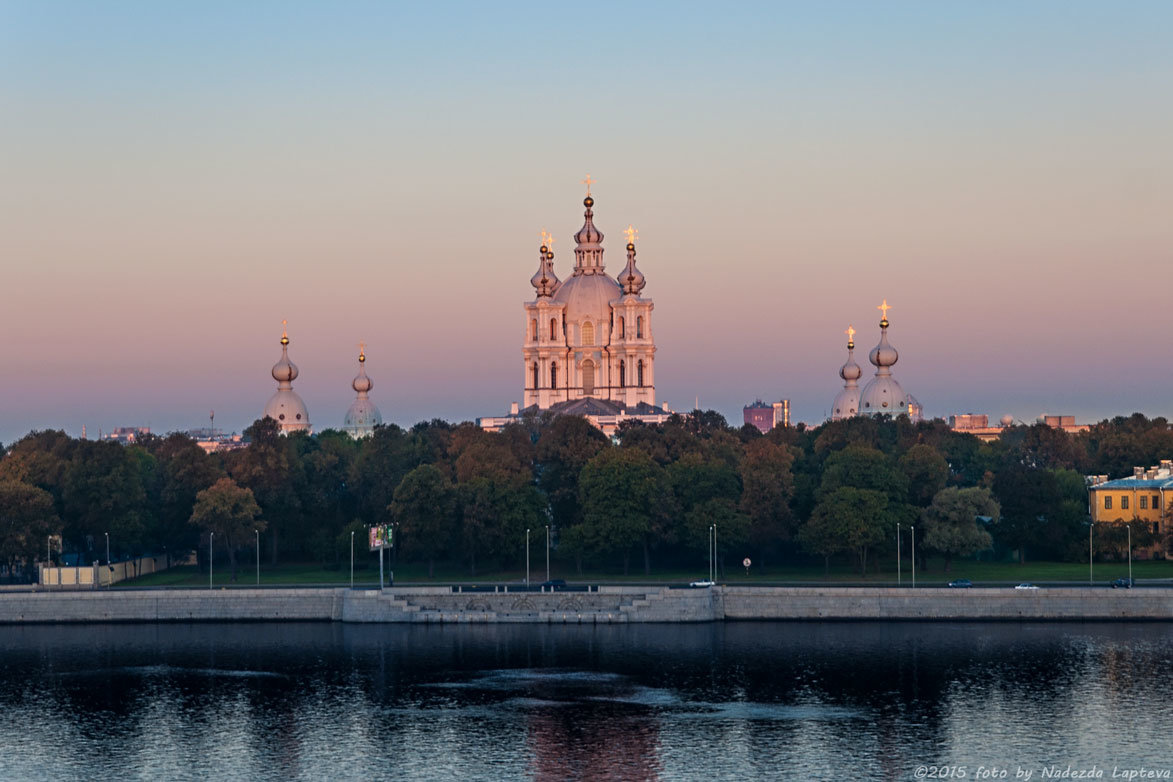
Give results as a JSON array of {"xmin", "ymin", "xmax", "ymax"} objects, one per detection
[{"xmin": 552, "ymin": 273, "xmax": 621, "ymax": 325}]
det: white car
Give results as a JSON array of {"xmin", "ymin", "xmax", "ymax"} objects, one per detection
[
  {"xmin": 1014, "ymin": 583, "xmax": 1040, "ymax": 590},
  {"xmin": 689, "ymin": 580, "xmax": 715, "ymax": 588}
]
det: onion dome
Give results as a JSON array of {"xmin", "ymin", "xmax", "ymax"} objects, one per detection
[
  {"xmin": 264, "ymin": 322, "xmax": 310, "ymax": 433},
  {"xmin": 617, "ymin": 225, "xmax": 646, "ymax": 295},
  {"xmin": 860, "ymin": 301, "xmax": 911, "ymax": 417},
  {"xmin": 344, "ymin": 345, "xmax": 382, "ymax": 439},
  {"xmin": 530, "ymin": 234, "xmax": 560, "ymax": 297},
  {"xmin": 831, "ymin": 326, "xmax": 862, "ymax": 420},
  {"xmin": 572, "ymin": 183, "xmax": 606, "ymax": 275}
]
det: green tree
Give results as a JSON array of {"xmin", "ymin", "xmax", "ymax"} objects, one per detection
[
  {"xmin": 227, "ymin": 418, "xmax": 298, "ymax": 565},
  {"xmin": 390, "ymin": 464, "xmax": 457, "ymax": 577},
  {"xmin": 579, "ymin": 447, "xmax": 669, "ymax": 575},
  {"xmin": 920, "ymin": 487, "xmax": 999, "ymax": 572},
  {"xmin": 0, "ymin": 479, "xmax": 58, "ymax": 576},
  {"xmin": 189, "ymin": 477, "xmax": 265, "ymax": 581},
  {"xmin": 899, "ymin": 444, "xmax": 949, "ymax": 507},
  {"xmin": 685, "ymin": 497, "xmax": 751, "ymax": 577},
  {"xmin": 738, "ymin": 438, "xmax": 796, "ymax": 565},
  {"xmin": 801, "ymin": 487, "xmax": 892, "ymax": 575},
  {"xmin": 535, "ymin": 415, "xmax": 608, "ymax": 538}
]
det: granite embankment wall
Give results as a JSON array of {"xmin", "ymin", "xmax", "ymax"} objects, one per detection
[{"xmin": 0, "ymin": 586, "xmax": 1170, "ymax": 624}]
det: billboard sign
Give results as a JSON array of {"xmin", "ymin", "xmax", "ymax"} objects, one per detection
[{"xmin": 368, "ymin": 525, "xmax": 393, "ymax": 551}]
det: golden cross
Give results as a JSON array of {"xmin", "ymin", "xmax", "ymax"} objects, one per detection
[
  {"xmin": 546, "ymin": 235, "xmax": 555, "ymax": 250},
  {"xmin": 281, "ymin": 319, "xmax": 288, "ymax": 338},
  {"xmin": 624, "ymin": 224, "xmax": 638, "ymax": 245},
  {"xmin": 877, "ymin": 300, "xmax": 891, "ymax": 320},
  {"xmin": 846, "ymin": 325, "xmax": 855, "ymax": 342},
  {"xmin": 539, "ymin": 229, "xmax": 548, "ymax": 247},
  {"xmin": 358, "ymin": 340, "xmax": 366, "ymax": 359},
  {"xmin": 581, "ymin": 174, "xmax": 595, "ymax": 195}
]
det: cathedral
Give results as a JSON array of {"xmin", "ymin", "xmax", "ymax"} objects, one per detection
[
  {"xmin": 264, "ymin": 323, "xmax": 311, "ymax": 433},
  {"xmin": 481, "ymin": 183, "xmax": 673, "ymax": 435},
  {"xmin": 831, "ymin": 301, "xmax": 922, "ymax": 422}
]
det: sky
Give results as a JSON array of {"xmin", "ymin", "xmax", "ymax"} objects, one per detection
[{"xmin": 1, "ymin": 1, "xmax": 1171, "ymax": 444}]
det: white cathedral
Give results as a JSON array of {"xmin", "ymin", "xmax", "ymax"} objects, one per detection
[
  {"xmin": 481, "ymin": 185, "xmax": 673, "ymax": 434},
  {"xmin": 831, "ymin": 301, "xmax": 922, "ymax": 422}
]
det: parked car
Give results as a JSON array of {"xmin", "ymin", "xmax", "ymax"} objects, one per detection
[
  {"xmin": 689, "ymin": 580, "xmax": 715, "ymax": 588},
  {"xmin": 540, "ymin": 579, "xmax": 567, "ymax": 590},
  {"xmin": 1111, "ymin": 577, "xmax": 1134, "ymax": 589},
  {"xmin": 1014, "ymin": 583, "xmax": 1040, "ymax": 590},
  {"xmin": 947, "ymin": 579, "xmax": 973, "ymax": 588}
]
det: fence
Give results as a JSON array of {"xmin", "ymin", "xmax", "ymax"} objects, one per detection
[{"xmin": 40, "ymin": 554, "xmax": 176, "ymax": 589}]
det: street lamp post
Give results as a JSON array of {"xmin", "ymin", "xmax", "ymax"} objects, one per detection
[
  {"xmin": 255, "ymin": 529, "xmax": 260, "ymax": 586},
  {"xmin": 911, "ymin": 526, "xmax": 916, "ymax": 588},
  {"xmin": 525, "ymin": 528, "xmax": 531, "ymax": 588},
  {"xmin": 104, "ymin": 532, "xmax": 110, "ymax": 588},
  {"xmin": 545, "ymin": 525, "xmax": 550, "ymax": 583},
  {"xmin": 707, "ymin": 525, "xmax": 713, "ymax": 583},
  {"xmin": 350, "ymin": 530, "xmax": 355, "ymax": 588},
  {"xmin": 713, "ymin": 523, "xmax": 718, "ymax": 582},
  {"xmin": 1089, "ymin": 522, "xmax": 1094, "ymax": 586},
  {"xmin": 209, "ymin": 532, "xmax": 214, "ymax": 589}
]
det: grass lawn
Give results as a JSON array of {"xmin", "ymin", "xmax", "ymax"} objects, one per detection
[{"xmin": 121, "ymin": 556, "xmax": 1173, "ymax": 588}]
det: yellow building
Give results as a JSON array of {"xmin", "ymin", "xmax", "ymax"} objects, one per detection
[{"xmin": 1086, "ymin": 461, "xmax": 1173, "ymax": 536}]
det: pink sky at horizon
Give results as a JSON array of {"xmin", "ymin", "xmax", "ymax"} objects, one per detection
[{"xmin": 1, "ymin": 2, "xmax": 1171, "ymax": 443}]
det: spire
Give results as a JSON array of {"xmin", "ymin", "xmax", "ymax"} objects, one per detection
[
  {"xmin": 618, "ymin": 224, "xmax": 646, "ymax": 295},
  {"xmin": 272, "ymin": 320, "xmax": 298, "ymax": 385},
  {"xmin": 530, "ymin": 230, "xmax": 560, "ymax": 297},
  {"xmin": 572, "ymin": 177, "xmax": 605, "ymax": 275},
  {"xmin": 868, "ymin": 300, "xmax": 899, "ymax": 376},
  {"xmin": 353, "ymin": 342, "xmax": 372, "ymax": 395},
  {"xmin": 840, "ymin": 325, "xmax": 861, "ymax": 384}
]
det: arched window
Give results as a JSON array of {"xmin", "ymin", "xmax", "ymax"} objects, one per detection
[
  {"xmin": 618, "ymin": 316, "xmax": 625, "ymax": 339},
  {"xmin": 551, "ymin": 362, "xmax": 558, "ymax": 389},
  {"xmin": 582, "ymin": 360, "xmax": 595, "ymax": 395},
  {"xmin": 550, "ymin": 318, "xmax": 557, "ymax": 340},
  {"xmin": 532, "ymin": 362, "xmax": 539, "ymax": 389},
  {"xmin": 619, "ymin": 360, "xmax": 626, "ymax": 388},
  {"xmin": 531, "ymin": 319, "xmax": 538, "ymax": 341},
  {"xmin": 636, "ymin": 316, "xmax": 644, "ymax": 338},
  {"xmin": 581, "ymin": 321, "xmax": 595, "ymax": 346},
  {"xmin": 637, "ymin": 359, "xmax": 644, "ymax": 387}
]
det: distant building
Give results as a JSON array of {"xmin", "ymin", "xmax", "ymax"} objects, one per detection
[
  {"xmin": 949, "ymin": 413, "xmax": 1089, "ymax": 442},
  {"xmin": 103, "ymin": 426, "xmax": 149, "ymax": 445},
  {"xmin": 1087, "ymin": 462, "xmax": 1173, "ymax": 539},
  {"xmin": 480, "ymin": 398, "xmax": 675, "ymax": 438},
  {"xmin": 743, "ymin": 399, "xmax": 789, "ymax": 433},
  {"xmin": 184, "ymin": 429, "xmax": 246, "ymax": 454}
]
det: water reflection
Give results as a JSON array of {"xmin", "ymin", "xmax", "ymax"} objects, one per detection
[{"xmin": 0, "ymin": 622, "xmax": 1170, "ymax": 780}]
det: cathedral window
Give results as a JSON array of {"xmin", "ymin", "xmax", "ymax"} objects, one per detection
[
  {"xmin": 550, "ymin": 318, "xmax": 557, "ymax": 340},
  {"xmin": 582, "ymin": 321, "xmax": 595, "ymax": 346},
  {"xmin": 532, "ymin": 362, "xmax": 539, "ymax": 389},
  {"xmin": 636, "ymin": 316, "xmax": 644, "ymax": 338},
  {"xmin": 619, "ymin": 360, "xmax": 626, "ymax": 388},
  {"xmin": 619, "ymin": 316, "xmax": 625, "ymax": 339},
  {"xmin": 551, "ymin": 362, "xmax": 558, "ymax": 389},
  {"xmin": 531, "ymin": 319, "xmax": 538, "ymax": 341},
  {"xmin": 582, "ymin": 360, "xmax": 595, "ymax": 395},
  {"xmin": 637, "ymin": 360, "xmax": 644, "ymax": 387}
]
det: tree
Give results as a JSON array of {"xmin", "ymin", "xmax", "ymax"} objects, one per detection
[
  {"xmin": 899, "ymin": 444, "xmax": 949, "ymax": 507},
  {"xmin": 685, "ymin": 498, "xmax": 751, "ymax": 577},
  {"xmin": 992, "ymin": 465, "xmax": 1059, "ymax": 563},
  {"xmin": 227, "ymin": 418, "xmax": 297, "ymax": 565},
  {"xmin": 738, "ymin": 438, "xmax": 796, "ymax": 565},
  {"xmin": 390, "ymin": 464, "xmax": 456, "ymax": 578},
  {"xmin": 189, "ymin": 478, "xmax": 265, "ymax": 581},
  {"xmin": 579, "ymin": 447, "xmax": 669, "ymax": 575},
  {"xmin": 800, "ymin": 487, "xmax": 892, "ymax": 575},
  {"xmin": 920, "ymin": 487, "xmax": 998, "ymax": 572},
  {"xmin": 535, "ymin": 415, "xmax": 608, "ymax": 537},
  {"xmin": 0, "ymin": 479, "xmax": 58, "ymax": 576}
]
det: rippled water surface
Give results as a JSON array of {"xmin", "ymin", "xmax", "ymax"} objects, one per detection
[{"xmin": 1, "ymin": 622, "xmax": 1171, "ymax": 780}]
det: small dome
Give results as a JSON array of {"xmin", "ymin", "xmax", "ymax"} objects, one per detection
[
  {"xmin": 839, "ymin": 353, "xmax": 862, "ymax": 382},
  {"xmin": 344, "ymin": 398, "xmax": 382, "ymax": 438},
  {"xmin": 574, "ymin": 197, "xmax": 604, "ymax": 247},
  {"xmin": 859, "ymin": 375, "xmax": 909, "ymax": 415},
  {"xmin": 1000, "ymin": 414, "xmax": 1014, "ymax": 427},
  {"xmin": 353, "ymin": 351, "xmax": 373, "ymax": 394},
  {"xmin": 832, "ymin": 387, "xmax": 861, "ymax": 420},
  {"xmin": 264, "ymin": 389, "xmax": 311, "ymax": 431},
  {"xmin": 868, "ymin": 328, "xmax": 899, "ymax": 369},
  {"xmin": 272, "ymin": 352, "xmax": 299, "ymax": 383},
  {"xmin": 618, "ymin": 240, "xmax": 646, "ymax": 295}
]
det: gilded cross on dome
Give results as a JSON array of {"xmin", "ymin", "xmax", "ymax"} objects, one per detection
[
  {"xmin": 539, "ymin": 229, "xmax": 549, "ymax": 247},
  {"xmin": 581, "ymin": 174, "xmax": 595, "ymax": 196},
  {"xmin": 624, "ymin": 225, "xmax": 638, "ymax": 245},
  {"xmin": 358, "ymin": 341, "xmax": 366, "ymax": 362},
  {"xmin": 282, "ymin": 319, "xmax": 288, "ymax": 337},
  {"xmin": 846, "ymin": 325, "xmax": 855, "ymax": 342},
  {"xmin": 877, "ymin": 300, "xmax": 892, "ymax": 320}
]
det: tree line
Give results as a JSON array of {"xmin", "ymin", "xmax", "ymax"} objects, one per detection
[{"xmin": 1, "ymin": 411, "xmax": 1170, "ymax": 582}]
